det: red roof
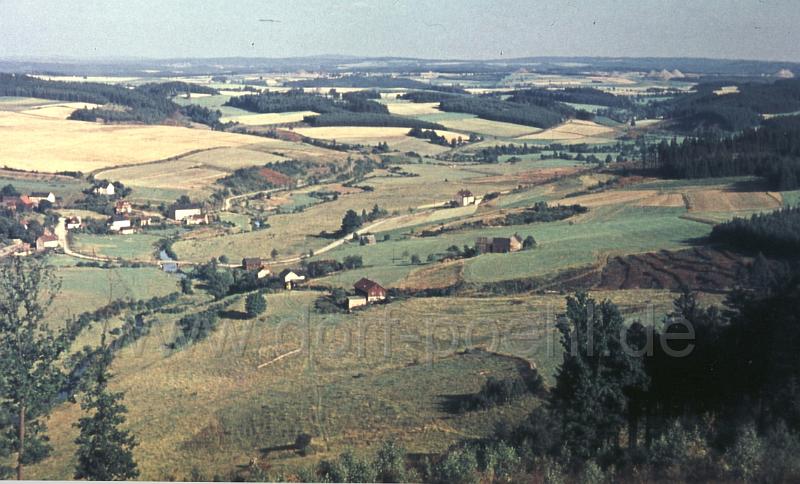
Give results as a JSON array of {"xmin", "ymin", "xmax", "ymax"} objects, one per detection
[{"xmin": 354, "ymin": 278, "xmax": 386, "ymax": 296}]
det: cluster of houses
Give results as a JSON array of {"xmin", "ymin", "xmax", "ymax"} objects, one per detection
[
  {"xmin": 103, "ymin": 201, "xmax": 208, "ymax": 235},
  {"xmin": 170, "ymin": 204, "xmax": 208, "ymax": 226},
  {"xmin": 476, "ymin": 234, "xmax": 523, "ymax": 254},
  {"xmin": 0, "ymin": 191, "xmax": 57, "ymax": 212}
]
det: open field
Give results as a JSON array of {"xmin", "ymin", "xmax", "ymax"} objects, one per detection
[
  {"xmin": 516, "ymin": 119, "xmax": 619, "ymax": 142},
  {"xmin": 19, "ymin": 102, "xmax": 103, "ymax": 119},
  {"xmin": 71, "ymin": 232, "xmax": 164, "ymax": 261},
  {"xmin": 0, "ymin": 170, "xmax": 87, "ymax": 203},
  {"xmin": 0, "ymin": 111, "xmax": 269, "ymax": 172},
  {"xmin": 384, "ymin": 101, "xmax": 442, "ymax": 116},
  {"xmin": 220, "ymin": 111, "xmax": 318, "ymax": 125},
  {"xmin": 293, "ymin": 126, "xmax": 468, "ymax": 145},
  {"xmin": 437, "ymin": 116, "xmax": 542, "ymax": 138},
  {"xmin": 29, "ymin": 285, "xmax": 691, "ymax": 480}
]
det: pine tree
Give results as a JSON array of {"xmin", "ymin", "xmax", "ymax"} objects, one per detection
[
  {"xmin": 550, "ymin": 293, "xmax": 648, "ymax": 460},
  {"xmin": 0, "ymin": 257, "xmax": 69, "ymax": 480},
  {"xmin": 74, "ymin": 341, "xmax": 139, "ymax": 481}
]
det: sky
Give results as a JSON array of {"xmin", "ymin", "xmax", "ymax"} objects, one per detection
[{"xmin": 1, "ymin": 0, "xmax": 799, "ymax": 62}]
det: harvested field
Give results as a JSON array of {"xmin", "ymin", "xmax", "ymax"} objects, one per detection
[
  {"xmin": 220, "ymin": 111, "xmax": 318, "ymax": 125},
  {"xmin": 438, "ymin": 116, "xmax": 541, "ymax": 138},
  {"xmin": 557, "ymin": 189, "xmax": 685, "ymax": 208},
  {"xmin": 293, "ymin": 126, "xmax": 466, "ymax": 144},
  {"xmin": 469, "ymin": 166, "xmax": 584, "ymax": 186},
  {"xmin": 0, "ymin": 111, "xmax": 268, "ymax": 172},
  {"xmin": 685, "ymin": 189, "xmax": 782, "ymax": 212},
  {"xmin": 396, "ymin": 260, "xmax": 464, "ymax": 290},
  {"xmin": 19, "ymin": 102, "xmax": 103, "ymax": 119},
  {"xmin": 554, "ymin": 247, "xmax": 750, "ymax": 293},
  {"xmin": 385, "ymin": 101, "xmax": 441, "ymax": 116},
  {"xmin": 516, "ymin": 119, "xmax": 617, "ymax": 141}
]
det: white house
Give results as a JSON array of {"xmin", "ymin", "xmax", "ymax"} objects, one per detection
[
  {"xmin": 455, "ymin": 189, "xmax": 476, "ymax": 206},
  {"xmin": 94, "ymin": 182, "xmax": 116, "ymax": 196},
  {"xmin": 29, "ymin": 192, "xmax": 56, "ymax": 206},
  {"xmin": 283, "ymin": 271, "xmax": 306, "ymax": 290},
  {"xmin": 257, "ymin": 268, "xmax": 271, "ymax": 279},
  {"xmin": 109, "ymin": 215, "xmax": 131, "ymax": 232},
  {"xmin": 65, "ymin": 216, "xmax": 82, "ymax": 230},
  {"xmin": 170, "ymin": 205, "xmax": 203, "ymax": 222}
]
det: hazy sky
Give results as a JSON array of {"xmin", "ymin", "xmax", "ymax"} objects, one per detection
[{"xmin": 1, "ymin": 0, "xmax": 799, "ymax": 61}]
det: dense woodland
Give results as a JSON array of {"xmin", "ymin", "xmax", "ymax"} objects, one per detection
[
  {"xmin": 0, "ymin": 73, "xmax": 222, "ymax": 126},
  {"xmin": 286, "ymin": 74, "xmax": 466, "ymax": 93},
  {"xmin": 658, "ymin": 79, "xmax": 800, "ymax": 132},
  {"xmin": 507, "ymin": 86, "xmax": 634, "ymax": 109},
  {"xmin": 654, "ymin": 115, "xmax": 800, "ymax": 189},
  {"xmin": 400, "ymin": 90, "xmax": 567, "ymax": 128},
  {"xmin": 711, "ymin": 206, "xmax": 800, "ymax": 257}
]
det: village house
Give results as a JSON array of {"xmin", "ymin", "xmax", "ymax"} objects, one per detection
[
  {"xmin": 65, "ymin": 216, "xmax": 82, "ymax": 230},
  {"xmin": 29, "ymin": 192, "xmax": 56, "ymax": 206},
  {"xmin": 242, "ymin": 257, "xmax": 264, "ymax": 271},
  {"xmin": 1, "ymin": 195, "xmax": 34, "ymax": 212},
  {"xmin": 283, "ymin": 270, "xmax": 306, "ymax": 290},
  {"xmin": 115, "ymin": 200, "xmax": 132, "ymax": 214},
  {"xmin": 354, "ymin": 278, "xmax": 387, "ymax": 303},
  {"xmin": 359, "ymin": 233, "xmax": 377, "ymax": 245},
  {"xmin": 476, "ymin": 234, "xmax": 523, "ymax": 254},
  {"xmin": 0, "ymin": 239, "xmax": 32, "ymax": 258},
  {"xmin": 170, "ymin": 204, "xmax": 203, "ymax": 222},
  {"xmin": 109, "ymin": 214, "xmax": 132, "ymax": 232},
  {"xmin": 455, "ymin": 189, "xmax": 476, "ymax": 207},
  {"xmin": 36, "ymin": 233, "xmax": 59, "ymax": 252},
  {"xmin": 257, "ymin": 267, "xmax": 272, "ymax": 279},
  {"xmin": 93, "ymin": 182, "xmax": 116, "ymax": 196},
  {"xmin": 184, "ymin": 213, "xmax": 209, "ymax": 226}
]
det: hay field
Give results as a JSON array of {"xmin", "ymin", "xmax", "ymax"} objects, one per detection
[
  {"xmin": 19, "ymin": 102, "xmax": 103, "ymax": 119},
  {"xmin": 438, "ymin": 116, "xmax": 542, "ymax": 138},
  {"xmin": 220, "ymin": 110, "xmax": 318, "ymax": 125},
  {"xmin": 555, "ymin": 189, "xmax": 685, "ymax": 209},
  {"xmin": 685, "ymin": 189, "xmax": 782, "ymax": 212},
  {"xmin": 293, "ymin": 126, "xmax": 467, "ymax": 144},
  {"xmin": 385, "ymin": 101, "xmax": 441, "ymax": 116},
  {"xmin": 0, "ymin": 112, "xmax": 270, "ymax": 172},
  {"xmin": 516, "ymin": 119, "xmax": 617, "ymax": 141}
]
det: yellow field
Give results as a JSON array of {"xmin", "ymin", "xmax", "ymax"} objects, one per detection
[
  {"xmin": 19, "ymin": 102, "xmax": 103, "ymax": 119},
  {"xmin": 385, "ymin": 101, "xmax": 441, "ymax": 116},
  {"xmin": 438, "ymin": 116, "xmax": 541, "ymax": 138},
  {"xmin": 0, "ymin": 111, "xmax": 270, "ymax": 172},
  {"xmin": 293, "ymin": 126, "xmax": 467, "ymax": 144},
  {"xmin": 686, "ymin": 189, "xmax": 782, "ymax": 212},
  {"xmin": 516, "ymin": 119, "xmax": 617, "ymax": 141},
  {"xmin": 220, "ymin": 110, "xmax": 318, "ymax": 125}
]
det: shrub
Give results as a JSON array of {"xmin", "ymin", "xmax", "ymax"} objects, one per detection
[
  {"xmin": 430, "ymin": 447, "xmax": 479, "ymax": 484},
  {"xmin": 373, "ymin": 440, "xmax": 406, "ymax": 483},
  {"xmin": 245, "ymin": 292, "xmax": 267, "ymax": 318}
]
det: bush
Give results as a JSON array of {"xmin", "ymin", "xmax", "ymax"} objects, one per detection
[
  {"xmin": 245, "ymin": 292, "xmax": 267, "ymax": 318},
  {"xmin": 430, "ymin": 447, "xmax": 479, "ymax": 484},
  {"xmin": 373, "ymin": 440, "xmax": 407, "ymax": 483},
  {"xmin": 317, "ymin": 450, "xmax": 376, "ymax": 483},
  {"xmin": 478, "ymin": 442, "xmax": 520, "ymax": 482}
]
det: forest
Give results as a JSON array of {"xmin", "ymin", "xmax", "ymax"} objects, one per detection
[
  {"xmin": 400, "ymin": 90, "xmax": 568, "ymax": 128},
  {"xmin": 224, "ymin": 88, "xmax": 388, "ymax": 114},
  {"xmin": 710, "ymin": 206, "xmax": 800, "ymax": 257},
  {"xmin": 654, "ymin": 114, "xmax": 800, "ymax": 189},
  {"xmin": 659, "ymin": 78, "xmax": 800, "ymax": 132},
  {"xmin": 0, "ymin": 74, "xmax": 220, "ymax": 125}
]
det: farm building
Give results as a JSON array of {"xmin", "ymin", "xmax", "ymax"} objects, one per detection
[
  {"xmin": 1, "ymin": 195, "xmax": 35, "ymax": 212},
  {"xmin": 283, "ymin": 270, "xmax": 306, "ymax": 290},
  {"xmin": 476, "ymin": 235, "xmax": 523, "ymax": 254},
  {"xmin": 29, "ymin": 192, "xmax": 56, "ymax": 206},
  {"xmin": 184, "ymin": 214, "xmax": 209, "ymax": 226},
  {"xmin": 347, "ymin": 296, "xmax": 368, "ymax": 311},
  {"xmin": 65, "ymin": 216, "xmax": 82, "ymax": 230},
  {"xmin": 455, "ymin": 189, "xmax": 476, "ymax": 206},
  {"xmin": 170, "ymin": 205, "xmax": 203, "ymax": 222},
  {"xmin": 354, "ymin": 278, "xmax": 387, "ymax": 302},
  {"xmin": 360, "ymin": 233, "xmax": 377, "ymax": 245},
  {"xmin": 109, "ymin": 215, "xmax": 132, "ymax": 232},
  {"xmin": 257, "ymin": 268, "xmax": 271, "ymax": 279},
  {"xmin": 93, "ymin": 182, "xmax": 116, "ymax": 196},
  {"xmin": 115, "ymin": 200, "xmax": 132, "ymax": 214},
  {"xmin": 36, "ymin": 233, "xmax": 59, "ymax": 252},
  {"xmin": 242, "ymin": 257, "xmax": 264, "ymax": 271},
  {"xmin": 0, "ymin": 239, "xmax": 32, "ymax": 258}
]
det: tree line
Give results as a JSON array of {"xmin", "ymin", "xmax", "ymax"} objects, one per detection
[{"xmin": 654, "ymin": 114, "xmax": 800, "ymax": 189}]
